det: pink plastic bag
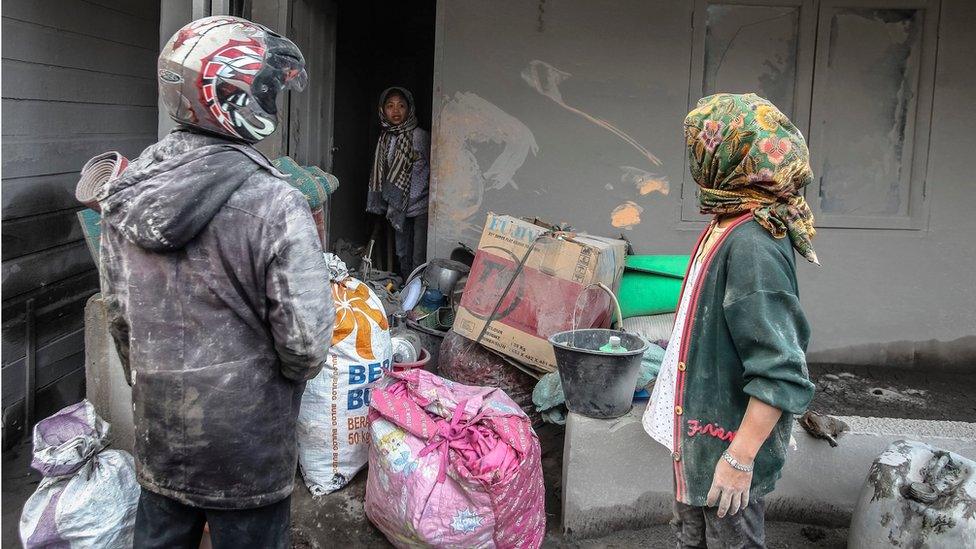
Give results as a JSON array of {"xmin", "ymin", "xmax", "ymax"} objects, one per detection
[{"xmin": 365, "ymin": 369, "xmax": 545, "ymax": 548}]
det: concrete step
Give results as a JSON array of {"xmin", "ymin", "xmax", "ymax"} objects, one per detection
[{"xmin": 562, "ymin": 404, "xmax": 976, "ymax": 538}]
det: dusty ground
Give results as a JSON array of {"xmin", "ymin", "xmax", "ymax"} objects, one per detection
[
  {"xmin": 290, "ymin": 425, "xmax": 848, "ymax": 548},
  {"xmin": 807, "ymin": 364, "xmax": 976, "ymax": 422},
  {"xmin": 11, "ymin": 364, "xmax": 973, "ymax": 547},
  {"xmin": 2, "ymin": 441, "xmax": 39, "ymax": 547},
  {"xmin": 3, "ymin": 426, "xmax": 848, "ymax": 548},
  {"xmin": 291, "ymin": 468, "xmax": 848, "ymax": 548}
]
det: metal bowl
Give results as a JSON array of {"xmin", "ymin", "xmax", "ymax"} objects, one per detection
[{"xmin": 422, "ymin": 259, "xmax": 470, "ymax": 295}]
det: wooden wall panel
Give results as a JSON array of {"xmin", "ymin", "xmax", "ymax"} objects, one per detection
[
  {"xmin": 2, "ymin": 60, "xmax": 157, "ymax": 106},
  {"xmin": 1, "ymin": 209, "xmax": 86, "ymax": 260},
  {"xmin": 4, "ymin": 0, "xmax": 159, "ymax": 49},
  {"xmin": 2, "ymin": 134, "xmax": 155, "ymax": 179},
  {"xmin": 84, "ymin": 0, "xmax": 160, "ymax": 21},
  {"xmin": 3, "ymin": 101, "xmax": 158, "ymax": 137},
  {"xmin": 1, "ymin": 0, "xmax": 160, "ymax": 423},
  {"xmin": 2, "ymin": 330, "xmax": 85, "ymax": 404},
  {"xmin": 2, "ymin": 172, "xmax": 81, "ymax": 220},
  {"xmin": 2, "ymin": 18, "xmax": 156, "ymax": 78},
  {"xmin": 2, "ymin": 271, "xmax": 99, "ymax": 364}
]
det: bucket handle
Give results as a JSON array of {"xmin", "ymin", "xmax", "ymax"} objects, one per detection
[{"xmin": 571, "ymin": 282, "xmax": 624, "ymax": 334}]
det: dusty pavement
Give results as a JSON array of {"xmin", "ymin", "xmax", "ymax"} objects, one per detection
[
  {"xmin": 290, "ymin": 424, "xmax": 849, "ymax": 548},
  {"xmin": 3, "ymin": 425, "xmax": 848, "ymax": 548},
  {"xmin": 290, "ymin": 468, "xmax": 849, "ymax": 549},
  {"xmin": 2, "ymin": 440, "xmax": 39, "ymax": 547},
  {"xmin": 807, "ymin": 364, "xmax": 976, "ymax": 422},
  {"xmin": 20, "ymin": 362, "xmax": 962, "ymax": 548}
]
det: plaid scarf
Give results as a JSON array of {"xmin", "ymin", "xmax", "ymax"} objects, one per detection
[
  {"xmin": 684, "ymin": 93, "xmax": 819, "ymax": 265},
  {"xmin": 369, "ymin": 87, "xmax": 419, "ymax": 194}
]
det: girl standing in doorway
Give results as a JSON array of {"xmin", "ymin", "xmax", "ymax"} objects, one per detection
[{"xmin": 367, "ymin": 86, "xmax": 431, "ymax": 279}]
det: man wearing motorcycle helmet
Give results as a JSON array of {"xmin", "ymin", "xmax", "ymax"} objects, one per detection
[{"xmin": 98, "ymin": 16, "xmax": 332, "ymax": 548}]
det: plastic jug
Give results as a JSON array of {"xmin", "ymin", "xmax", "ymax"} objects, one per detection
[
  {"xmin": 599, "ymin": 336, "xmax": 627, "ymax": 353},
  {"xmin": 849, "ymin": 440, "xmax": 975, "ymax": 548}
]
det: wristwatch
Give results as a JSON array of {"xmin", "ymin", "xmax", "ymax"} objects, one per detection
[{"xmin": 722, "ymin": 450, "xmax": 754, "ymax": 472}]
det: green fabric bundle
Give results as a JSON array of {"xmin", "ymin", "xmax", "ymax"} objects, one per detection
[
  {"xmin": 617, "ymin": 255, "xmax": 690, "ymax": 318},
  {"xmin": 304, "ymin": 165, "xmax": 340, "ymax": 195},
  {"xmin": 271, "ymin": 156, "xmax": 338, "ymax": 210}
]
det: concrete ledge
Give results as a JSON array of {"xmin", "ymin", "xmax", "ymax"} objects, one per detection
[
  {"xmin": 84, "ymin": 294, "xmax": 135, "ymax": 453},
  {"xmin": 562, "ymin": 404, "xmax": 976, "ymax": 538},
  {"xmin": 807, "ymin": 336, "xmax": 976, "ymax": 372}
]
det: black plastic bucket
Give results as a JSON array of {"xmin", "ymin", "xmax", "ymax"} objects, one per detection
[{"xmin": 549, "ymin": 329, "xmax": 649, "ymax": 419}]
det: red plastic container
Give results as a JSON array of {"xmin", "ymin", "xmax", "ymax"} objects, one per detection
[{"xmin": 392, "ymin": 348, "xmax": 430, "ymax": 373}]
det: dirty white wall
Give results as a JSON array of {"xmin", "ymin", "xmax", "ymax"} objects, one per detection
[{"xmin": 429, "ymin": 0, "xmax": 976, "ymax": 368}]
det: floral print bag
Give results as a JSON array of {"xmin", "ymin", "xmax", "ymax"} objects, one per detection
[{"xmin": 365, "ymin": 369, "xmax": 546, "ymax": 548}]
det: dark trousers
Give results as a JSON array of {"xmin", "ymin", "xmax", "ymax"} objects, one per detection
[
  {"xmin": 133, "ymin": 489, "xmax": 291, "ymax": 549},
  {"xmin": 394, "ymin": 213, "xmax": 428, "ymax": 279},
  {"xmin": 671, "ymin": 498, "xmax": 766, "ymax": 549}
]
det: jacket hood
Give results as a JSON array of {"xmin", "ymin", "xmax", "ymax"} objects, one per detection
[{"xmin": 99, "ymin": 129, "xmax": 284, "ymax": 252}]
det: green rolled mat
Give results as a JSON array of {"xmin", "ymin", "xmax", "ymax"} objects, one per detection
[
  {"xmin": 271, "ymin": 156, "xmax": 329, "ymax": 210},
  {"xmin": 617, "ymin": 255, "xmax": 690, "ymax": 318},
  {"xmin": 78, "ymin": 208, "xmax": 103, "ymax": 266},
  {"xmin": 76, "ymin": 160, "xmax": 340, "ymax": 270},
  {"xmin": 303, "ymin": 165, "xmax": 340, "ymax": 195}
]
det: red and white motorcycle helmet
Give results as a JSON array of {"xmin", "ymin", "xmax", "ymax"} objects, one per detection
[{"xmin": 158, "ymin": 16, "xmax": 308, "ymax": 143}]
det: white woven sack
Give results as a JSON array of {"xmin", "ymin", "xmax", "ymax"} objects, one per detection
[{"xmin": 298, "ymin": 255, "xmax": 392, "ymax": 495}]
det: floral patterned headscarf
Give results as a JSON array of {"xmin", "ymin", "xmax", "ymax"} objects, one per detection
[{"xmin": 684, "ymin": 93, "xmax": 819, "ymax": 265}]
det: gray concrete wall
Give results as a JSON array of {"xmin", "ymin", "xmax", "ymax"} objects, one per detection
[
  {"xmin": 429, "ymin": 0, "xmax": 976, "ymax": 367},
  {"xmin": 1, "ymin": 0, "xmax": 160, "ymax": 429}
]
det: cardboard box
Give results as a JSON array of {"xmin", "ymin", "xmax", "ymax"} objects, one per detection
[{"xmin": 454, "ymin": 214, "xmax": 627, "ymax": 373}]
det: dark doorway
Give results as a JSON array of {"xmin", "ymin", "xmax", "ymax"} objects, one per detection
[{"xmin": 329, "ymin": 0, "xmax": 436, "ymax": 265}]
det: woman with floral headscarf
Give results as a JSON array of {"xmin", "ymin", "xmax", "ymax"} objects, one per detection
[
  {"xmin": 642, "ymin": 93, "xmax": 817, "ymax": 548},
  {"xmin": 366, "ymin": 86, "xmax": 431, "ymax": 278}
]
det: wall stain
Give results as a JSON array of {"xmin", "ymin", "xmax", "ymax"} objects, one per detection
[
  {"xmin": 611, "ymin": 202, "xmax": 643, "ymax": 230},
  {"xmin": 522, "ymin": 60, "xmax": 668, "ymax": 230},
  {"xmin": 522, "ymin": 60, "xmax": 662, "ymax": 167},
  {"xmin": 621, "ymin": 166, "xmax": 670, "ymax": 196},
  {"xmin": 431, "ymin": 92, "xmax": 538, "ymax": 247}
]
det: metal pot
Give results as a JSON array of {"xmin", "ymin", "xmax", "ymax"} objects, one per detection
[{"xmin": 422, "ymin": 259, "xmax": 470, "ymax": 295}]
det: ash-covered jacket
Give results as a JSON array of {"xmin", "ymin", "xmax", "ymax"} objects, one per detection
[
  {"xmin": 98, "ymin": 129, "xmax": 334, "ymax": 509},
  {"xmin": 672, "ymin": 214, "xmax": 815, "ymax": 506}
]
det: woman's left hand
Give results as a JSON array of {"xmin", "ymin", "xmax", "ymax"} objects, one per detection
[{"xmin": 706, "ymin": 455, "xmax": 753, "ymax": 518}]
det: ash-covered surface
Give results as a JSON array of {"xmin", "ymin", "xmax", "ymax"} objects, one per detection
[
  {"xmin": 547, "ymin": 521, "xmax": 848, "ymax": 548},
  {"xmin": 10, "ymin": 365, "xmax": 972, "ymax": 548},
  {"xmin": 3, "ymin": 421, "xmax": 851, "ymax": 548},
  {"xmin": 290, "ymin": 469, "xmax": 386, "ymax": 548},
  {"xmin": 291, "ymin": 424, "xmax": 849, "ymax": 548},
  {"xmin": 807, "ymin": 364, "xmax": 976, "ymax": 422},
  {"xmin": 2, "ymin": 441, "xmax": 41, "ymax": 548}
]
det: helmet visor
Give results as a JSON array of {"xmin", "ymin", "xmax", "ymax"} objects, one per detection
[
  {"xmin": 283, "ymin": 65, "xmax": 308, "ymax": 92},
  {"xmin": 252, "ymin": 54, "xmax": 307, "ymax": 115}
]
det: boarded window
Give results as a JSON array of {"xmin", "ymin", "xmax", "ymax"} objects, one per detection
[
  {"xmin": 684, "ymin": 0, "xmax": 937, "ymax": 228},
  {"xmin": 807, "ymin": 0, "xmax": 938, "ymax": 228},
  {"xmin": 703, "ymin": 4, "xmax": 801, "ymax": 117},
  {"xmin": 684, "ymin": 0, "xmax": 815, "ymax": 222}
]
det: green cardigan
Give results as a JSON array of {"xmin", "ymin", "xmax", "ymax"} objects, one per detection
[{"xmin": 671, "ymin": 214, "xmax": 815, "ymax": 506}]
